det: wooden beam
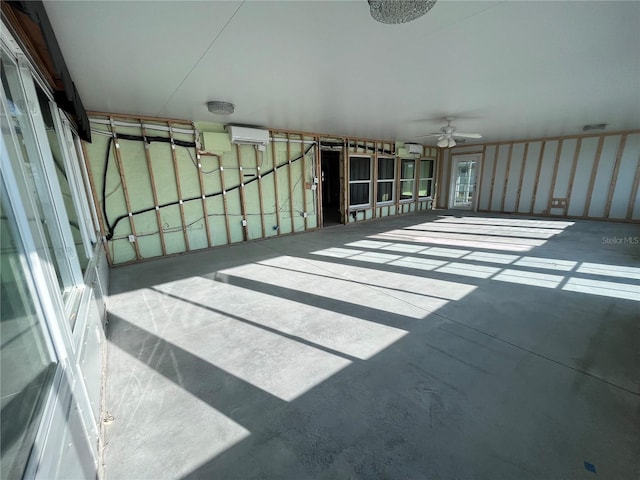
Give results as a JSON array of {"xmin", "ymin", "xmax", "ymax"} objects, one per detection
[
  {"xmin": 80, "ymin": 140, "xmax": 113, "ymax": 266},
  {"xmin": 546, "ymin": 140, "xmax": 563, "ymax": 214},
  {"xmin": 500, "ymin": 143, "xmax": 514, "ymax": 212},
  {"xmin": 286, "ymin": 132, "xmax": 296, "ymax": 232},
  {"xmin": 315, "ymin": 137, "xmax": 323, "ymax": 228},
  {"xmin": 218, "ymin": 155, "xmax": 232, "ymax": 244},
  {"xmin": 604, "ymin": 134, "xmax": 628, "ymax": 218},
  {"xmin": 583, "ymin": 136, "xmax": 605, "ymax": 217},
  {"xmin": 300, "ymin": 135, "xmax": 309, "ymax": 229},
  {"xmin": 236, "ymin": 144, "xmax": 248, "ymax": 242},
  {"xmin": 168, "ymin": 123, "xmax": 190, "ymax": 251},
  {"xmin": 626, "ymin": 152, "xmax": 640, "ymax": 220},
  {"xmin": 487, "ymin": 146, "xmax": 499, "ymax": 211},
  {"xmin": 530, "ymin": 141, "xmax": 546, "ymax": 214},
  {"xmin": 254, "ymin": 147, "xmax": 266, "ymax": 238},
  {"xmin": 564, "ymin": 138, "xmax": 582, "ymax": 216},
  {"xmin": 514, "ymin": 142, "xmax": 529, "ymax": 213},
  {"xmin": 270, "ymin": 137, "xmax": 282, "ymax": 234},
  {"xmin": 107, "ymin": 116, "xmax": 141, "ymax": 260},
  {"xmin": 141, "ymin": 122, "xmax": 167, "ymax": 256}
]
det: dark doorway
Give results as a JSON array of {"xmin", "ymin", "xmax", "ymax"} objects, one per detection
[{"xmin": 321, "ymin": 150, "xmax": 342, "ymax": 226}]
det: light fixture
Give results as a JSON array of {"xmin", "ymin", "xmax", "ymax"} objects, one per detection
[
  {"xmin": 207, "ymin": 101, "xmax": 235, "ymax": 115},
  {"xmin": 448, "ymin": 138, "xmax": 456, "ymax": 148},
  {"xmin": 437, "ymin": 137, "xmax": 448, "ymax": 148},
  {"xmin": 368, "ymin": 0, "xmax": 437, "ymax": 24}
]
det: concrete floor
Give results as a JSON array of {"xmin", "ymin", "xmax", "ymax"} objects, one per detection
[{"xmin": 104, "ymin": 211, "xmax": 640, "ymax": 479}]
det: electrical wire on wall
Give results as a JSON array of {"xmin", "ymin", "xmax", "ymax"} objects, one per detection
[{"xmin": 98, "ymin": 131, "xmax": 316, "ymax": 240}]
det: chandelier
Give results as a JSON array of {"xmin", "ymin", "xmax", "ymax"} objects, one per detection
[{"xmin": 368, "ymin": 0, "xmax": 437, "ymax": 24}]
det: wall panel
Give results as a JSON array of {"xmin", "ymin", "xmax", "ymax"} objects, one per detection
[{"xmin": 446, "ymin": 129, "xmax": 639, "ymax": 223}]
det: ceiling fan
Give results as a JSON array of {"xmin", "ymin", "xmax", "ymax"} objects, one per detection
[{"xmin": 414, "ymin": 118, "xmax": 482, "ymax": 148}]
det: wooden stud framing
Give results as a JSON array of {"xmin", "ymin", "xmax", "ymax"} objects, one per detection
[
  {"xmin": 372, "ymin": 142, "xmax": 378, "ymax": 219},
  {"xmin": 270, "ymin": 136, "xmax": 282, "ymax": 234},
  {"xmin": 530, "ymin": 141, "xmax": 546, "ymax": 214},
  {"xmin": 513, "ymin": 142, "xmax": 529, "ymax": 213},
  {"xmin": 80, "ymin": 140, "xmax": 113, "ymax": 266},
  {"xmin": 604, "ymin": 134, "xmax": 628, "ymax": 218},
  {"xmin": 107, "ymin": 116, "xmax": 141, "ymax": 260},
  {"xmin": 500, "ymin": 143, "xmax": 514, "ymax": 212},
  {"xmin": 236, "ymin": 144, "xmax": 248, "ymax": 242},
  {"xmin": 583, "ymin": 136, "xmax": 605, "ymax": 217},
  {"xmin": 564, "ymin": 138, "xmax": 582, "ymax": 216},
  {"xmin": 218, "ymin": 154, "xmax": 232, "ymax": 244},
  {"xmin": 474, "ymin": 145, "xmax": 487, "ymax": 211},
  {"xmin": 487, "ymin": 146, "xmax": 499, "ymax": 211},
  {"xmin": 167, "ymin": 123, "xmax": 190, "ymax": 251},
  {"xmin": 140, "ymin": 123, "xmax": 167, "ymax": 256},
  {"xmin": 286, "ymin": 133, "xmax": 296, "ymax": 232},
  {"xmin": 315, "ymin": 137, "xmax": 323, "ymax": 227},
  {"xmin": 193, "ymin": 132, "xmax": 213, "ymax": 248},
  {"xmin": 254, "ymin": 147, "xmax": 266, "ymax": 237},
  {"xmin": 343, "ymin": 140, "xmax": 349, "ymax": 223},
  {"xmin": 546, "ymin": 140, "xmax": 563, "ymax": 214},
  {"xmin": 300, "ymin": 135, "xmax": 309, "ymax": 229},
  {"xmin": 626, "ymin": 152, "xmax": 640, "ymax": 220}
]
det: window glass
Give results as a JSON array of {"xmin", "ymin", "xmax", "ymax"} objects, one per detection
[
  {"xmin": 377, "ymin": 157, "xmax": 395, "ymax": 203},
  {"xmin": 349, "ymin": 156, "xmax": 371, "ymax": 207},
  {"xmin": 1, "ymin": 51, "xmax": 76, "ymax": 297},
  {"xmin": 35, "ymin": 87, "xmax": 89, "ymax": 273},
  {"xmin": 400, "ymin": 159, "xmax": 415, "ymax": 200},
  {"xmin": 419, "ymin": 159, "xmax": 434, "ymax": 197},
  {"xmin": 0, "ymin": 189, "xmax": 56, "ymax": 480}
]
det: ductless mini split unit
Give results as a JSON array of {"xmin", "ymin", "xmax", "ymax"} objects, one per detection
[{"xmin": 227, "ymin": 126, "xmax": 270, "ymax": 149}]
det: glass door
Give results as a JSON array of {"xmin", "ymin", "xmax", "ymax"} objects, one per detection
[{"xmin": 450, "ymin": 155, "xmax": 480, "ymax": 210}]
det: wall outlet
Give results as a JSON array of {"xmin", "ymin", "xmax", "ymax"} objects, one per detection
[
  {"xmin": 128, "ymin": 235, "xmax": 136, "ymax": 243},
  {"xmin": 242, "ymin": 219, "xmax": 247, "ymax": 227}
]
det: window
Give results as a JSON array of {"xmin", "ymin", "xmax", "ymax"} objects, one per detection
[
  {"xmin": 400, "ymin": 159, "xmax": 415, "ymax": 200},
  {"xmin": 419, "ymin": 159, "xmax": 435, "ymax": 198},
  {"xmin": 1, "ymin": 50, "xmax": 83, "ymax": 321},
  {"xmin": 0, "ymin": 180, "xmax": 56, "ymax": 480},
  {"xmin": 376, "ymin": 157, "xmax": 395, "ymax": 204},
  {"xmin": 349, "ymin": 156, "xmax": 371, "ymax": 207}
]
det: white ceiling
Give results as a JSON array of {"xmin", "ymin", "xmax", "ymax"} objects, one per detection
[{"xmin": 44, "ymin": 1, "xmax": 640, "ymax": 145}]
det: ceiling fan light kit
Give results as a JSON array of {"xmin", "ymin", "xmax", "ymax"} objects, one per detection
[{"xmin": 368, "ymin": 0, "xmax": 437, "ymax": 24}]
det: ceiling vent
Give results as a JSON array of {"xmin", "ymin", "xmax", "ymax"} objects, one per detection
[{"xmin": 582, "ymin": 123, "xmax": 607, "ymax": 132}]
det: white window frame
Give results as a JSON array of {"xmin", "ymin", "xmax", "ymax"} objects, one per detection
[
  {"xmin": 399, "ymin": 158, "xmax": 416, "ymax": 202},
  {"xmin": 348, "ymin": 155, "xmax": 372, "ymax": 209},
  {"xmin": 376, "ymin": 156, "xmax": 395, "ymax": 205},
  {"xmin": 418, "ymin": 158, "xmax": 435, "ymax": 199}
]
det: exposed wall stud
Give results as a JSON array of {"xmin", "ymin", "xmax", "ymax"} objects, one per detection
[
  {"xmin": 218, "ymin": 163, "xmax": 232, "ymax": 244},
  {"xmin": 487, "ymin": 146, "xmax": 499, "ymax": 211},
  {"xmin": 286, "ymin": 132, "xmax": 295, "ymax": 232},
  {"xmin": 80, "ymin": 140, "xmax": 113, "ymax": 266},
  {"xmin": 514, "ymin": 143, "xmax": 529, "ymax": 213},
  {"xmin": 270, "ymin": 135, "xmax": 282, "ymax": 234},
  {"xmin": 107, "ymin": 117, "xmax": 141, "ymax": 260},
  {"xmin": 604, "ymin": 134, "xmax": 628, "ymax": 218},
  {"xmin": 168, "ymin": 123, "xmax": 190, "ymax": 251},
  {"xmin": 141, "ymin": 122, "xmax": 167, "ymax": 256},
  {"xmin": 530, "ymin": 141, "xmax": 546, "ymax": 214},
  {"xmin": 500, "ymin": 143, "xmax": 514, "ymax": 211},
  {"xmin": 626, "ymin": 152, "xmax": 640, "ymax": 220},
  {"xmin": 583, "ymin": 137, "xmax": 605, "ymax": 217},
  {"xmin": 564, "ymin": 138, "xmax": 582, "ymax": 216},
  {"xmin": 300, "ymin": 135, "xmax": 309, "ymax": 230},
  {"xmin": 315, "ymin": 136, "xmax": 323, "ymax": 227},
  {"xmin": 254, "ymin": 147, "xmax": 266, "ymax": 237},
  {"xmin": 236, "ymin": 144, "xmax": 248, "ymax": 241},
  {"xmin": 546, "ymin": 140, "xmax": 563, "ymax": 214}
]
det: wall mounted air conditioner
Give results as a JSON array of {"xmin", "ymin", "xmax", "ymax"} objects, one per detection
[
  {"xmin": 405, "ymin": 143, "xmax": 423, "ymax": 155},
  {"xmin": 227, "ymin": 126, "xmax": 270, "ymax": 146}
]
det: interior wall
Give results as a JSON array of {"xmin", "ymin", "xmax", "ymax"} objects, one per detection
[{"xmin": 441, "ymin": 130, "xmax": 640, "ymax": 221}]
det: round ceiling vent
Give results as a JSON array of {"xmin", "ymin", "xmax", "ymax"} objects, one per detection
[{"xmin": 207, "ymin": 101, "xmax": 235, "ymax": 115}]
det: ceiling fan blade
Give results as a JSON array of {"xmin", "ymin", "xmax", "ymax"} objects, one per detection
[
  {"xmin": 453, "ymin": 132, "xmax": 482, "ymax": 139},
  {"xmin": 409, "ymin": 133, "xmax": 442, "ymax": 138}
]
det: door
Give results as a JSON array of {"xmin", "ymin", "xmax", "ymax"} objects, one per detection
[
  {"xmin": 320, "ymin": 149, "xmax": 343, "ymax": 225},
  {"xmin": 449, "ymin": 154, "xmax": 481, "ymax": 210}
]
